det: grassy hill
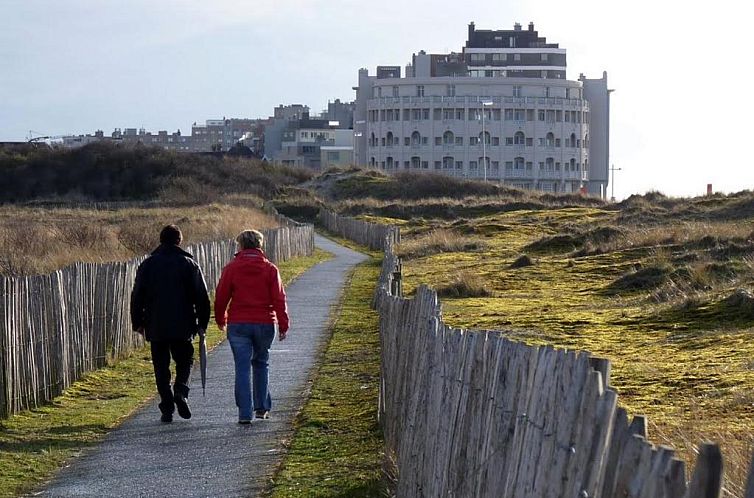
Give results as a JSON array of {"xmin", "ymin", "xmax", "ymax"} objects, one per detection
[{"xmin": 312, "ymin": 171, "xmax": 754, "ymax": 496}]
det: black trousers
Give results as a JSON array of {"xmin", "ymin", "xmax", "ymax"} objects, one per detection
[{"xmin": 150, "ymin": 340, "xmax": 194, "ymax": 414}]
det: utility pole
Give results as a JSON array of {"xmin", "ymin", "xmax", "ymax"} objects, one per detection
[{"xmin": 610, "ymin": 164, "xmax": 622, "ymax": 202}]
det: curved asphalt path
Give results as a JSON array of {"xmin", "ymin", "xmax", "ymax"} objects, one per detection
[{"xmin": 36, "ymin": 235, "xmax": 366, "ymax": 498}]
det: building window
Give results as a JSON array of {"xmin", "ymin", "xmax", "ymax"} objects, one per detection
[
  {"xmin": 514, "ymin": 132, "xmax": 525, "ymax": 145},
  {"xmin": 505, "ymin": 137, "xmax": 514, "ymax": 146},
  {"xmin": 435, "ymin": 136, "xmax": 442, "ymax": 145},
  {"xmin": 514, "ymin": 157, "xmax": 525, "ymax": 169},
  {"xmin": 455, "ymin": 108, "xmax": 465, "ymax": 120},
  {"xmin": 447, "ymin": 84, "xmax": 456, "ymax": 96},
  {"xmin": 514, "ymin": 53, "xmax": 521, "ymax": 62},
  {"xmin": 470, "ymin": 136, "xmax": 480, "ymax": 145},
  {"xmin": 480, "ymin": 131, "xmax": 491, "ymax": 145},
  {"xmin": 526, "ymin": 109, "xmax": 535, "ymax": 121},
  {"xmin": 423, "ymin": 108, "xmax": 430, "ymax": 120},
  {"xmin": 393, "ymin": 86, "xmax": 399, "ymax": 97},
  {"xmin": 492, "ymin": 161, "xmax": 500, "ymax": 170},
  {"xmin": 443, "ymin": 109, "xmax": 454, "ymax": 120},
  {"xmin": 492, "ymin": 53, "xmax": 507, "ymax": 61},
  {"xmin": 470, "ymin": 53, "xmax": 485, "ymax": 62},
  {"xmin": 469, "ymin": 161, "xmax": 478, "ymax": 170},
  {"xmin": 455, "ymin": 136, "xmax": 463, "ymax": 145},
  {"xmin": 455, "ymin": 161, "xmax": 463, "ymax": 169},
  {"xmin": 492, "ymin": 137, "xmax": 500, "ymax": 146},
  {"xmin": 443, "ymin": 131, "xmax": 455, "ymax": 145},
  {"xmin": 422, "ymin": 136, "xmax": 428, "ymax": 145},
  {"xmin": 386, "ymin": 132, "xmax": 394, "ymax": 146},
  {"xmin": 434, "ymin": 161, "xmax": 442, "ymax": 169},
  {"xmin": 541, "ymin": 53, "xmax": 549, "ymax": 62},
  {"xmin": 443, "ymin": 156, "xmax": 454, "ymax": 169},
  {"xmin": 411, "ymin": 131, "xmax": 421, "ymax": 146},
  {"xmin": 546, "ymin": 132, "xmax": 555, "ymax": 147},
  {"xmin": 417, "ymin": 85, "xmax": 424, "ymax": 97},
  {"xmin": 411, "ymin": 156, "xmax": 421, "ymax": 168},
  {"xmin": 422, "ymin": 161, "xmax": 429, "ymax": 169},
  {"xmin": 526, "ymin": 138, "xmax": 533, "ymax": 146},
  {"xmin": 505, "ymin": 161, "xmax": 513, "ymax": 169},
  {"xmin": 377, "ymin": 87, "xmax": 382, "ymax": 97},
  {"xmin": 513, "ymin": 86, "xmax": 522, "ymax": 97}
]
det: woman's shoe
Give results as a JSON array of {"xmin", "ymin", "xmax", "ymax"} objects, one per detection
[{"xmin": 254, "ymin": 410, "xmax": 270, "ymax": 420}]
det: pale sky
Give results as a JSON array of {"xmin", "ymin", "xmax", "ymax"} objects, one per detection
[{"xmin": 1, "ymin": 0, "xmax": 750, "ymax": 199}]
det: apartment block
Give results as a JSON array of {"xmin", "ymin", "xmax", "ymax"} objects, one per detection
[{"xmin": 353, "ymin": 22, "xmax": 611, "ymax": 197}]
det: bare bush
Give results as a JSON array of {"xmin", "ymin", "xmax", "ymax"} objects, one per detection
[{"xmin": 397, "ymin": 229, "xmax": 485, "ymax": 259}]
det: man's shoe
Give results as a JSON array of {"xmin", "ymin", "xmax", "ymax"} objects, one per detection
[
  {"xmin": 160, "ymin": 412, "xmax": 173, "ymax": 423},
  {"xmin": 174, "ymin": 394, "xmax": 192, "ymax": 419},
  {"xmin": 254, "ymin": 410, "xmax": 270, "ymax": 420},
  {"xmin": 238, "ymin": 419, "xmax": 252, "ymax": 425}
]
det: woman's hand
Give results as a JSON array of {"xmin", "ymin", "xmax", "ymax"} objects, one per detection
[{"xmin": 279, "ymin": 329, "xmax": 287, "ymax": 341}]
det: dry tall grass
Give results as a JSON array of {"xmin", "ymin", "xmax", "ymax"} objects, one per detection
[
  {"xmin": 0, "ymin": 203, "xmax": 277, "ymax": 276},
  {"xmin": 397, "ymin": 228, "xmax": 486, "ymax": 259}
]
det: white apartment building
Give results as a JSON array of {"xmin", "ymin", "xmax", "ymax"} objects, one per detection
[{"xmin": 353, "ymin": 22, "xmax": 611, "ymax": 196}]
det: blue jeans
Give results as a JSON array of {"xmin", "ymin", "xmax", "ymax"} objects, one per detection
[{"xmin": 227, "ymin": 323, "xmax": 275, "ymax": 420}]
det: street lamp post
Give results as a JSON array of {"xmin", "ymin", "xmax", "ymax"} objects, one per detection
[
  {"xmin": 610, "ymin": 164, "xmax": 622, "ymax": 201},
  {"xmin": 481, "ymin": 101, "xmax": 493, "ymax": 181}
]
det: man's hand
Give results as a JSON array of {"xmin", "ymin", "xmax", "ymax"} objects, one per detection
[
  {"xmin": 219, "ymin": 325, "xmax": 226, "ymax": 333},
  {"xmin": 197, "ymin": 328, "xmax": 206, "ymax": 339},
  {"xmin": 279, "ymin": 329, "xmax": 287, "ymax": 341}
]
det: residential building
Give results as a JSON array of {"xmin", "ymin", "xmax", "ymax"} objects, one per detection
[{"xmin": 353, "ymin": 22, "xmax": 611, "ymax": 197}]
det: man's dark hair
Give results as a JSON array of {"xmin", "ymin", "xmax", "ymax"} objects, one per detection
[{"xmin": 159, "ymin": 225, "xmax": 182, "ymax": 245}]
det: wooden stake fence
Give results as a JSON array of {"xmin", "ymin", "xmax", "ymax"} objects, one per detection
[
  {"xmin": 0, "ymin": 221, "xmax": 313, "ymax": 418},
  {"xmin": 321, "ymin": 208, "xmax": 754, "ymax": 498}
]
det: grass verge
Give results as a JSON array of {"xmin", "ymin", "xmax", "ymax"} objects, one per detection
[
  {"xmin": 0, "ymin": 248, "xmax": 333, "ymax": 497},
  {"xmin": 269, "ymin": 252, "xmax": 387, "ymax": 497}
]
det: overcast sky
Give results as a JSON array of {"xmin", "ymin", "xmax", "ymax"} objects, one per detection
[{"xmin": 1, "ymin": 0, "xmax": 750, "ymax": 199}]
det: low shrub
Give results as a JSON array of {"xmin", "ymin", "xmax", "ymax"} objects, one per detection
[
  {"xmin": 436, "ymin": 272, "xmax": 492, "ymax": 298},
  {"xmin": 510, "ymin": 254, "xmax": 534, "ymax": 269}
]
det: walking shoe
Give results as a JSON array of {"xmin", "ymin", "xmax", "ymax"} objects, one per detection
[
  {"xmin": 174, "ymin": 394, "xmax": 192, "ymax": 419},
  {"xmin": 160, "ymin": 412, "xmax": 173, "ymax": 423},
  {"xmin": 254, "ymin": 410, "xmax": 270, "ymax": 420},
  {"xmin": 238, "ymin": 419, "xmax": 252, "ymax": 425}
]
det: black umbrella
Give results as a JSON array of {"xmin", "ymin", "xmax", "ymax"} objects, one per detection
[{"xmin": 199, "ymin": 332, "xmax": 207, "ymax": 396}]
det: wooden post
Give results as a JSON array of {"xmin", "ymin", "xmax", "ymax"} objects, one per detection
[
  {"xmin": 744, "ymin": 445, "xmax": 754, "ymax": 498},
  {"xmin": 684, "ymin": 443, "xmax": 722, "ymax": 498}
]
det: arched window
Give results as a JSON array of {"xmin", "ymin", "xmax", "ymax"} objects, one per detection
[
  {"xmin": 546, "ymin": 132, "xmax": 555, "ymax": 147},
  {"xmin": 514, "ymin": 157, "xmax": 525, "ymax": 169},
  {"xmin": 386, "ymin": 132, "xmax": 394, "ymax": 146},
  {"xmin": 443, "ymin": 156, "xmax": 454, "ymax": 169},
  {"xmin": 370, "ymin": 157, "xmax": 376, "ymax": 166},
  {"xmin": 584, "ymin": 134, "xmax": 589, "ymax": 148},
  {"xmin": 545, "ymin": 157, "xmax": 555, "ymax": 170},
  {"xmin": 411, "ymin": 156, "xmax": 421, "ymax": 168},
  {"xmin": 478, "ymin": 156, "xmax": 491, "ymax": 169},
  {"xmin": 570, "ymin": 133, "xmax": 576, "ymax": 148},
  {"xmin": 479, "ymin": 131, "xmax": 491, "ymax": 145},
  {"xmin": 370, "ymin": 132, "xmax": 376, "ymax": 147},
  {"xmin": 386, "ymin": 157, "xmax": 394, "ymax": 169},
  {"xmin": 514, "ymin": 131, "xmax": 525, "ymax": 145},
  {"xmin": 584, "ymin": 159, "xmax": 588, "ymax": 172},
  {"xmin": 411, "ymin": 131, "xmax": 421, "ymax": 146},
  {"xmin": 443, "ymin": 131, "xmax": 455, "ymax": 145},
  {"xmin": 570, "ymin": 158, "xmax": 576, "ymax": 170}
]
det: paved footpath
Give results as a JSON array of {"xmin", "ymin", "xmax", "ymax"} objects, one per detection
[{"xmin": 36, "ymin": 235, "xmax": 366, "ymax": 498}]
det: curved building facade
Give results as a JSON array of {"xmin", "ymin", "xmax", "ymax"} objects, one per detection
[{"xmin": 353, "ymin": 22, "xmax": 610, "ymax": 196}]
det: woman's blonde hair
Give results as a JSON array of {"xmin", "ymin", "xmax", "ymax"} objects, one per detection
[{"xmin": 236, "ymin": 229, "xmax": 264, "ymax": 250}]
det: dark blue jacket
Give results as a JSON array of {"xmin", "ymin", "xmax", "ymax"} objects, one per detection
[{"xmin": 130, "ymin": 244, "xmax": 210, "ymax": 341}]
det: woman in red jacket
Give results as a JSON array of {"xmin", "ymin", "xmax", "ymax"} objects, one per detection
[{"xmin": 214, "ymin": 229, "xmax": 289, "ymax": 424}]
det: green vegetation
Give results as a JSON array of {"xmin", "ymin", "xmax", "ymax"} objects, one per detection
[
  {"xmin": 0, "ymin": 142, "xmax": 312, "ymax": 203},
  {"xmin": 321, "ymin": 186, "xmax": 754, "ymax": 496},
  {"xmin": 270, "ymin": 253, "xmax": 387, "ymax": 497},
  {"xmin": 0, "ymin": 249, "xmax": 332, "ymax": 498}
]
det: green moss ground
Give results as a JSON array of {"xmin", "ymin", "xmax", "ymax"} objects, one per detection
[
  {"xmin": 398, "ymin": 208, "xmax": 754, "ymax": 495},
  {"xmin": 0, "ymin": 248, "xmax": 333, "ymax": 497},
  {"xmin": 269, "ymin": 251, "xmax": 387, "ymax": 497}
]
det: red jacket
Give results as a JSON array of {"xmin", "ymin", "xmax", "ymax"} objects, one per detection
[{"xmin": 214, "ymin": 248, "xmax": 289, "ymax": 332}]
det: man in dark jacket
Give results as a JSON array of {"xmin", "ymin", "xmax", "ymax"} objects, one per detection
[{"xmin": 130, "ymin": 225, "xmax": 210, "ymax": 423}]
